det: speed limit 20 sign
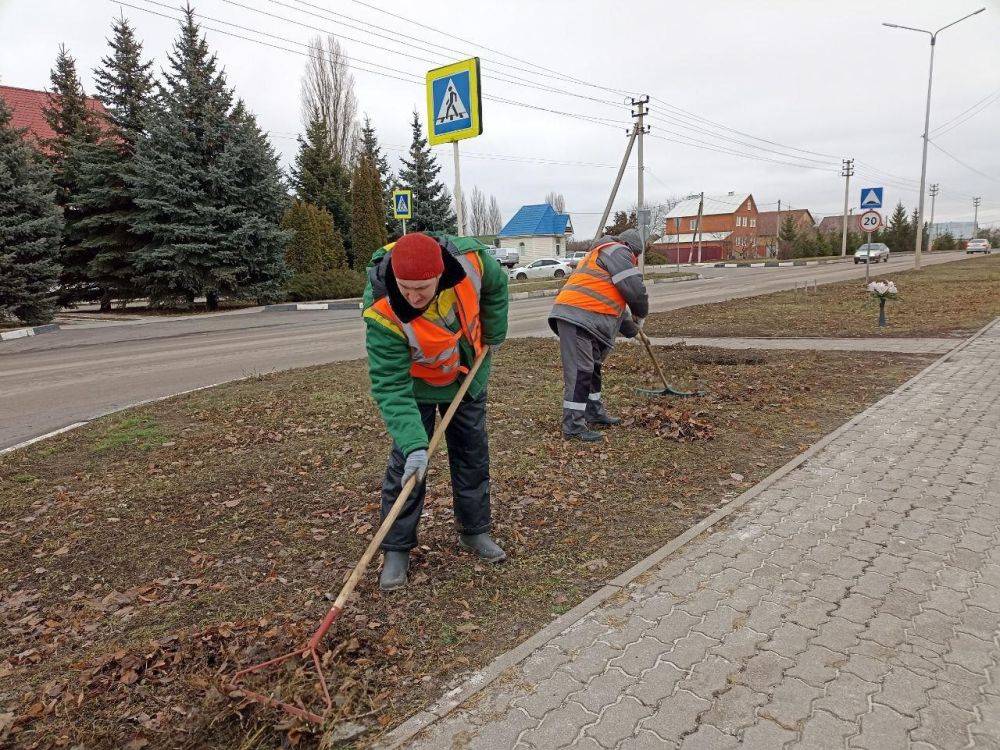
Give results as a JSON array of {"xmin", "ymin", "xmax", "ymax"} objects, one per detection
[{"xmin": 858, "ymin": 210, "xmax": 883, "ymax": 233}]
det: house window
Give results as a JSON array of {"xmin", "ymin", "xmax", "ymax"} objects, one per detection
[
  {"xmin": 750, "ymin": 218, "xmax": 756, "ymax": 228},
  {"xmin": 554, "ymin": 238, "xmax": 561, "ymax": 256},
  {"xmin": 689, "ymin": 219, "xmax": 698, "ymax": 230}
]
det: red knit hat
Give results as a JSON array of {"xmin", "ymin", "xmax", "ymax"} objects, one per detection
[{"xmin": 391, "ymin": 233, "xmax": 444, "ymax": 280}]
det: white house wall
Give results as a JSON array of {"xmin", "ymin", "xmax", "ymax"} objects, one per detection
[{"xmin": 501, "ymin": 235, "xmax": 567, "ymax": 263}]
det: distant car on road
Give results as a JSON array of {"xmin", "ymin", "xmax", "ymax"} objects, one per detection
[
  {"xmin": 508, "ymin": 257, "xmax": 574, "ymax": 281},
  {"xmin": 489, "ymin": 247, "xmax": 521, "ymax": 268},
  {"xmin": 854, "ymin": 242, "xmax": 890, "ymax": 264},
  {"xmin": 965, "ymin": 239, "xmax": 992, "ymax": 254},
  {"xmin": 567, "ymin": 250, "xmax": 588, "ymax": 268}
]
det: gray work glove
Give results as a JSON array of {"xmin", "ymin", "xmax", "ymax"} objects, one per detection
[
  {"xmin": 401, "ymin": 449, "xmax": 428, "ymax": 485},
  {"xmin": 633, "ymin": 315, "xmax": 646, "ymax": 330}
]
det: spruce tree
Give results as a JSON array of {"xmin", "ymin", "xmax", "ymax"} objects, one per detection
[
  {"xmin": 291, "ymin": 114, "xmax": 350, "ymax": 242},
  {"xmin": 44, "ymin": 44, "xmax": 102, "ymax": 304},
  {"xmin": 205, "ymin": 102, "xmax": 289, "ymax": 306},
  {"xmin": 885, "ymin": 202, "xmax": 910, "ymax": 252},
  {"xmin": 72, "ymin": 16, "xmax": 155, "ymax": 310},
  {"xmin": 131, "ymin": 11, "xmax": 288, "ymax": 311},
  {"xmin": 397, "ymin": 111, "xmax": 455, "ymax": 233},
  {"xmin": 359, "ymin": 115, "xmax": 398, "ymax": 238},
  {"xmin": 350, "ymin": 155, "xmax": 388, "ymax": 268},
  {"xmin": 0, "ymin": 100, "xmax": 63, "ymax": 325}
]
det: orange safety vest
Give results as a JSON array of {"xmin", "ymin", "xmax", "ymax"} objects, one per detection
[
  {"xmin": 553, "ymin": 242, "xmax": 636, "ymax": 317},
  {"xmin": 370, "ymin": 251, "xmax": 484, "ymax": 387}
]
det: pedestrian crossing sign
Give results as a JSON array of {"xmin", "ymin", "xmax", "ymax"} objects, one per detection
[
  {"xmin": 426, "ymin": 57, "xmax": 482, "ymax": 146},
  {"xmin": 392, "ymin": 189, "xmax": 412, "ymax": 220}
]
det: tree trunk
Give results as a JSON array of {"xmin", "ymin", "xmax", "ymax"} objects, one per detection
[
  {"xmin": 99, "ymin": 291, "xmax": 113, "ymax": 313},
  {"xmin": 206, "ymin": 291, "xmax": 219, "ymax": 311}
]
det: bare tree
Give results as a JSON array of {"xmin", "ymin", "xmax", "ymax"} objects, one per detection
[
  {"xmin": 487, "ymin": 196, "xmax": 503, "ymax": 234},
  {"xmin": 301, "ymin": 34, "xmax": 358, "ymax": 165},
  {"xmin": 545, "ymin": 191, "xmax": 566, "ymax": 213},
  {"xmin": 629, "ymin": 198, "xmax": 683, "ymax": 242},
  {"xmin": 469, "ymin": 186, "xmax": 489, "ymax": 236}
]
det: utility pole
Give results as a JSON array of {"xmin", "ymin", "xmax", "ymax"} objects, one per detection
[
  {"xmin": 775, "ymin": 199, "xmax": 782, "ymax": 259},
  {"xmin": 840, "ymin": 158, "xmax": 854, "ymax": 256},
  {"xmin": 632, "ymin": 95, "xmax": 650, "ymax": 274},
  {"xmin": 695, "ymin": 192, "xmax": 705, "ymax": 264},
  {"xmin": 974, "ymin": 196, "xmax": 981, "ymax": 236},
  {"xmin": 928, "ymin": 183, "xmax": 939, "ymax": 248},
  {"xmin": 597, "ymin": 122, "xmax": 639, "ymax": 236}
]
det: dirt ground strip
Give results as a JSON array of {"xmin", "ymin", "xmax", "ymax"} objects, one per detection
[
  {"xmin": 645, "ymin": 254, "xmax": 1000, "ymax": 339},
  {"xmin": 0, "ymin": 340, "xmax": 935, "ymax": 748}
]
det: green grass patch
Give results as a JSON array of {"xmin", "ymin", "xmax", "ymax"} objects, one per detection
[{"xmin": 92, "ymin": 416, "xmax": 167, "ymax": 453}]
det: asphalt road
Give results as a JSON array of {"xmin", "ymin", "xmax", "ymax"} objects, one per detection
[{"xmin": 0, "ymin": 252, "xmax": 967, "ymax": 451}]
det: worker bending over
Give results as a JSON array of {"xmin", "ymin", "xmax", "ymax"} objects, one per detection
[
  {"xmin": 548, "ymin": 228, "xmax": 649, "ymax": 442},
  {"xmin": 362, "ymin": 232, "xmax": 509, "ymax": 591}
]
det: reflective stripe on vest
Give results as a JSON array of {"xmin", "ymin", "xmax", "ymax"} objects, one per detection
[
  {"xmin": 553, "ymin": 242, "xmax": 635, "ymax": 317},
  {"xmin": 371, "ymin": 251, "xmax": 484, "ymax": 387}
]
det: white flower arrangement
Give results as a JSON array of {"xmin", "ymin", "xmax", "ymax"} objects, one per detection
[{"xmin": 867, "ymin": 280, "xmax": 899, "ymax": 300}]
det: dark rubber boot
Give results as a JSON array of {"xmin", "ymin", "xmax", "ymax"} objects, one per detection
[
  {"xmin": 379, "ymin": 550, "xmax": 409, "ymax": 592},
  {"xmin": 564, "ymin": 429, "xmax": 604, "ymax": 442},
  {"xmin": 459, "ymin": 533, "xmax": 507, "ymax": 562},
  {"xmin": 586, "ymin": 399, "xmax": 622, "ymax": 426}
]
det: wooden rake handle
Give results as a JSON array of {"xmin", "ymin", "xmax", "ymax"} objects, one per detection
[
  {"xmin": 637, "ymin": 330, "xmax": 671, "ymax": 391},
  {"xmin": 328, "ymin": 346, "xmax": 491, "ymax": 613}
]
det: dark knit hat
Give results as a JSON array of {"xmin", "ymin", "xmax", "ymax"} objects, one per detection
[{"xmin": 391, "ymin": 233, "xmax": 444, "ymax": 280}]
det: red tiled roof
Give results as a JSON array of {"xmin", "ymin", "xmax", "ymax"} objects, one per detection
[
  {"xmin": 816, "ymin": 215, "xmax": 850, "ymax": 234},
  {"xmin": 0, "ymin": 84, "xmax": 108, "ymax": 152}
]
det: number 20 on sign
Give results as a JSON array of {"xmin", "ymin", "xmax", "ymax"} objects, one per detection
[{"xmin": 858, "ymin": 210, "xmax": 883, "ymax": 233}]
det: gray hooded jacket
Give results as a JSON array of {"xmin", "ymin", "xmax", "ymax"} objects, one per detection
[{"xmin": 547, "ymin": 231, "xmax": 649, "ymax": 347}]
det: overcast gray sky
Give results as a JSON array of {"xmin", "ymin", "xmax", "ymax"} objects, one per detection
[{"xmin": 2, "ymin": 0, "xmax": 998, "ymax": 236}]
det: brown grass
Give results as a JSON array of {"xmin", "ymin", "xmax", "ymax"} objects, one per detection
[
  {"xmin": 0, "ymin": 339, "xmax": 934, "ymax": 748},
  {"xmin": 644, "ymin": 254, "xmax": 1000, "ymax": 338}
]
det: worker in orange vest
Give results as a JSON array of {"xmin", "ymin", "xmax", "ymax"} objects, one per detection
[
  {"xmin": 362, "ymin": 232, "xmax": 509, "ymax": 591},
  {"xmin": 548, "ymin": 228, "xmax": 649, "ymax": 442}
]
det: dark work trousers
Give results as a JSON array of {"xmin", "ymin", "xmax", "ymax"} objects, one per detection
[
  {"xmin": 380, "ymin": 390, "xmax": 492, "ymax": 551},
  {"xmin": 556, "ymin": 319, "xmax": 613, "ymax": 435}
]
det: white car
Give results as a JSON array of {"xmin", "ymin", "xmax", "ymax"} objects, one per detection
[
  {"xmin": 508, "ymin": 257, "xmax": 574, "ymax": 281},
  {"xmin": 966, "ymin": 239, "xmax": 992, "ymax": 254},
  {"xmin": 854, "ymin": 242, "xmax": 890, "ymax": 264}
]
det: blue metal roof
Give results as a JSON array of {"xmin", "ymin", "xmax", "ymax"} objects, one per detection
[{"xmin": 498, "ymin": 204, "xmax": 571, "ymax": 237}]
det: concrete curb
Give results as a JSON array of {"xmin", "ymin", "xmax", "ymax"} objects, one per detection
[
  {"xmin": 263, "ymin": 300, "xmax": 362, "ymax": 312},
  {"xmin": 264, "ymin": 273, "xmax": 703, "ymax": 310},
  {"xmin": 0, "ymin": 378, "xmax": 251, "ymax": 457},
  {"xmin": 509, "ymin": 272, "xmax": 700, "ymax": 300},
  {"xmin": 711, "ymin": 258, "xmax": 847, "ymax": 269},
  {"xmin": 375, "ymin": 315, "xmax": 999, "ymax": 750},
  {"xmin": 0, "ymin": 323, "xmax": 60, "ymax": 342}
]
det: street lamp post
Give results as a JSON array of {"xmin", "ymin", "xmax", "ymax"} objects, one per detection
[{"xmin": 882, "ymin": 7, "xmax": 985, "ymax": 270}]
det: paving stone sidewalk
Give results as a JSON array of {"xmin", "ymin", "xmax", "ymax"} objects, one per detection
[
  {"xmin": 403, "ymin": 320, "xmax": 1000, "ymax": 749},
  {"xmin": 644, "ymin": 336, "xmax": 958, "ymax": 354}
]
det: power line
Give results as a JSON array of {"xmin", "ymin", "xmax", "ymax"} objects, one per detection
[
  {"xmin": 930, "ymin": 85, "xmax": 1000, "ymax": 138},
  {"xmin": 928, "ymin": 140, "xmax": 1000, "ymax": 184},
  {"xmin": 252, "ymin": 0, "xmax": 630, "ymax": 112}
]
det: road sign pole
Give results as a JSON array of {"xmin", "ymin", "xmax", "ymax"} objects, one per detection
[
  {"xmin": 866, "ymin": 231, "xmax": 873, "ymax": 284},
  {"xmin": 402, "ymin": 218, "xmax": 407, "ymax": 235},
  {"xmin": 452, "ymin": 140, "xmax": 465, "ymax": 236}
]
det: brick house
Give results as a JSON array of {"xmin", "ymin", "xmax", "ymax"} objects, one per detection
[
  {"xmin": 652, "ymin": 193, "xmax": 763, "ymax": 262},
  {"xmin": 757, "ymin": 208, "xmax": 816, "ymax": 257},
  {"xmin": 816, "ymin": 214, "xmax": 852, "ymax": 235},
  {"xmin": 0, "ymin": 84, "xmax": 108, "ymax": 153}
]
